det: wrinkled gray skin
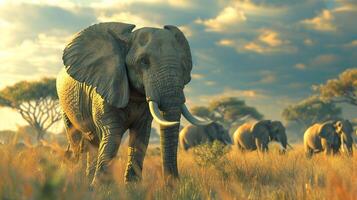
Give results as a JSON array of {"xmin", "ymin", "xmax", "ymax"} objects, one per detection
[
  {"xmin": 179, "ymin": 122, "xmax": 232, "ymax": 150},
  {"xmin": 233, "ymin": 120, "xmax": 288, "ymax": 152},
  {"xmin": 57, "ymin": 22, "xmax": 209, "ymax": 186},
  {"xmin": 303, "ymin": 120, "xmax": 353, "ymax": 157}
]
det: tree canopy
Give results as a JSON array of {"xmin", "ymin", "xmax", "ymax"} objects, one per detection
[
  {"xmin": 282, "ymin": 96, "xmax": 342, "ymax": 130},
  {"xmin": 314, "ymin": 68, "xmax": 357, "ymax": 106},
  {"xmin": 191, "ymin": 97, "xmax": 263, "ymax": 129},
  {"xmin": 0, "ymin": 78, "xmax": 61, "ymax": 141}
]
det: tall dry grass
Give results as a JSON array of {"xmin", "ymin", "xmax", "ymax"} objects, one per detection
[{"xmin": 0, "ymin": 142, "xmax": 356, "ymax": 200}]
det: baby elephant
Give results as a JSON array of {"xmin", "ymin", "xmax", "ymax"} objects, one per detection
[
  {"xmin": 179, "ymin": 122, "xmax": 232, "ymax": 150},
  {"xmin": 304, "ymin": 120, "xmax": 354, "ymax": 157},
  {"xmin": 233, "ymin": 120, "xmax": 289, "ymax": 153}
]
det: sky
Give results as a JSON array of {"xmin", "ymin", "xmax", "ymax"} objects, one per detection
[{"xmin": 0, "ymin": 0, "xmax": 356, "ymax": 132}]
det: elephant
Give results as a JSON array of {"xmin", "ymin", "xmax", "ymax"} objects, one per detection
[
  {"xmin": 334, "ymin": 120, "xmax": 354, "ymax": 156},
  {"xmin": 233, "ymin": 120, "xmax": 289, "ymax": 153},
  {"xmin": 303, "ymin": 120, "xmax": 353, "ymax": 157},
  {"xmin": 179, "ymin": 122, "xmax": 232, "ymax": 150},
  {"xmin": 56, "ymin": 22, "xmax": 211, "ymax": 186}
]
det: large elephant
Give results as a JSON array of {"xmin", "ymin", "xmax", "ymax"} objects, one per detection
[
  {"xmin": 57, "ymin": 22, "xmax": 211, "ymax": 186},
  {"xmin": 179, "ymin": 122, "xmax": 232, "ymax": 150},
  {"xmin": 233, "ymin": 120, "xmax": 288, "ymax": 152},
  {"xmin": 303, "ymin": 120, "xmax": 353, "ymax": 157}
]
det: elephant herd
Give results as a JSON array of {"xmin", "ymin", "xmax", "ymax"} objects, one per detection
[
  {"xmin": 56, "ymin": 21, "xmax": 355, "ymax": 186},
  {"xmin": 180, "ymin": 120, "xmax": 355, "ymax": 158}
]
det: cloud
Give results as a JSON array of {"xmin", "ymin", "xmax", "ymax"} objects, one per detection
[
  {"xmin": 91, "ymin": 0, "xmax": 193, "ymax": 8},
  {"xmin": 204, "ymin": 81, "xmax": 217, "ymax": 86},
  {"xmin": 195, "ymin": 6, "xmax": 247, "ymax": 32},
  {"xmin": 287, "ymin": 82, "xmax": 306, "ymax": 89},
  {"xmin": 344, "ymin": 40, "xmax": 357, "ymax": 48},
  {"xmin": 310, "ymin": 54, "xmax": 339, "ymax": 67},
  {"xmin": 259, "ymin": 70, "xmax": 276, "ymax": 84},
  {"xmin": 97, "ymin": 11, "xmax": 160, "ymax": 28},
  {"xmin": 0, "ymin": 3, "xmax": 95, "ymax": 47},
  {"xmin": 178, "ymin": 25, "xmax": 194, "ymax": 37},
  {"xmin": 0, "ymin": 32, "xmax": 67, "ymax": 86},
  {"xmin": 258, "ymin": 30, "xmax": 284, "ymax": 47},
  {"xmin": 301, "ymin": 9, "xmax": 336, "ymax": 32},
  {"xmin": 303, "ymin": 38, "xmax": 314, "ymax": 46},
  {"xmin": 333, "ymin": 1, "xmax": 357, "ymax": 12},
  {"xmin": 191, "ymin": 73, "xmax": 205, "ymax": 79},
  {"xmin": 195, "ymin": 0, "xmax": 287, "ymax": 33},
  {"xmin": 217, "ymin": 29, "xmax": 297, "ymax": 54},
  {"xmin": 294, "ymin": 63, "xmax": 306, "ymax": 70},
  {"xmin": 193, "ymin": 87, "xmax": 265, "ymax": 106}
]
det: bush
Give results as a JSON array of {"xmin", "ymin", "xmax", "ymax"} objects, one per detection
[{"xmin": 192, "ymin": 141, "xmax": 229, "ymax": 168}]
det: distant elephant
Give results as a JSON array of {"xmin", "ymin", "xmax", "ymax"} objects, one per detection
[
  {"xmin": 303, "ymin": 120, "xmax": 353, "ymax": 157},
  {"xmin": 233, "ymin": 120, "xmax": 289, "ymax": 152},
  {"xmin": 334, "ymin": 120, "xmax": 354, "ymax": 156},
  {"xmin": 57, "ymin": 22, "xmax": 211, "ymax": 186},
  {"xmin": 179, "ymin": 122, "xmax": 232, "ymax": 150}
]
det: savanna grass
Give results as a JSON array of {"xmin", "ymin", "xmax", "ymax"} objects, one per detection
[{"xmin": 0, "ymin": 142, "xmax": 356, "ymax": 200}]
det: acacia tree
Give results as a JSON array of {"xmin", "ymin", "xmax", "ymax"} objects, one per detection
[
  {"xmin": 191, "ymin": 97, "xmax": 263, "ymax": 130},
  {"xmin": 282, "ymin": 96, "xmax": 342, "ymax": 131},
  {"xmin": 314, "ymin": 68, "xmax": 357, "ymax": 106},
  {"xmin": 0, "ymin": 78, "xmax": 61, "ymax": 141}
]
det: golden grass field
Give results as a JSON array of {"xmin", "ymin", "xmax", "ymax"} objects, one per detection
[{"xmin": 0, "ymin": 141, "xmax": 356, "ymax": 200}]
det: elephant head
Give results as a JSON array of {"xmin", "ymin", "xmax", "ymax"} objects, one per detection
[
  {"xmin": 269, "ymin": 121, "xmax": 289, "ymax": 153},
  {"xmin": 318, "ymin": 121, "xmax": 340, "ymax": 155},
  {"xmin": 205, "ymin": 122, "xmax": 232, "ymax": 145},
  {"xmin": 62, "ymin": 22, "xmax": 211, "ymax": 179},
  {"xmin": 334, "ymin": 120, "xmax": 354, "ymax": 155}
]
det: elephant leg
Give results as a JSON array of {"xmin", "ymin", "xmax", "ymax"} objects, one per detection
[
  {"xmin": 237, "ymin": 142, "xmax": 245, "ymax": 152},
  {"xmin": 305, "ymin": 146, "xmax": 313, "ymax": 158},
  {"xmin": 91, "ymin": 125, "xmax": 126, "ymax": 186},
  {"xmin": 255, "ymin": 138, "xmax": 268, "ymax": 152},
  {"xmin": 62, "ymin": 112, "xmax": 83, "ymax": 162},
  {"xmin": 324, "ymin": 145, "xmax": 333, "ymax": 156},
  {"xmin": 85, "ymin": 142, "xmax": 98, "ymax": 182},
  {"xmin": 124, "ymin": 114, "xmax": 152, "ymax": 183},
  {"xmin": 321, "ymin": 140, "xmax": 332, "ymax": 156}
]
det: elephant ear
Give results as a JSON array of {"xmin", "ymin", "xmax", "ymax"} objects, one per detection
[
  {"xmin": 251, "ymin": 120, "xmax": 271, "ymax": 138},
  {"xmin": 63, "ymin": 22, "xmax": 136, "ymax": 108},
  {"xmin": 204, "ymin": 123, "xmax": 217, "ymax": 141},
  {"xmin": 319, "ymin": 122, "xmax": 335, "ymax": 138},
  {"xmin": 270, "ymin": 121, "xmax": 283, "ymax": 140},
  {"xmin": 164, "ymin": 25, "xmax": 192, "ymax": 85}
]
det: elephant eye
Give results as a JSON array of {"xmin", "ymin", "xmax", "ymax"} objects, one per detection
[{"xmin": 139, "ymin": 56, "xmax": 150, "ymax": 67}]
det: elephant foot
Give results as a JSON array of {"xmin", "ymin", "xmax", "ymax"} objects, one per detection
[
  {"xmin": 279, "ymin": 149, "xmax": 286, "ymax": 155},
  {"xmin": 124, "ymin": 166, "xmax": 142, "ymax": 183},
  {"xmin": 89, "ymin": 177, "xmax": 100, "ymax": 190},
  {"xmin": 90, "ymin": 170, "xmax": 114, "ymax": 189}
]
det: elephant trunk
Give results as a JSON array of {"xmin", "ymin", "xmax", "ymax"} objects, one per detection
[
  {"xmin": 279, "ymin": 135, "xmax": 288, "ymax": 153},
  {"xmin": 342, "ymin": 134, "xmax": 353, "ymax": 156},
  {"xmin": 159, "ymin": 105, "xmax": 181, "ymax": 180}
]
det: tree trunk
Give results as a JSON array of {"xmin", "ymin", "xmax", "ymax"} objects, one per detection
[{"xmin": 35, "ymin": 127, "xmax": 46, "ymax": 142}]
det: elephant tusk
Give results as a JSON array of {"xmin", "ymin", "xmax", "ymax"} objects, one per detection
[
  {"xmin": 181, "ymin": 104, "xmax": 213, "ymax": 126},
  {"xmin": 148, "ymin": 101, "xmax": 179, "ymax": 127},
  {"xmin": 340, "ymin": 136, "xmax": 346, "ymax": 153}
]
